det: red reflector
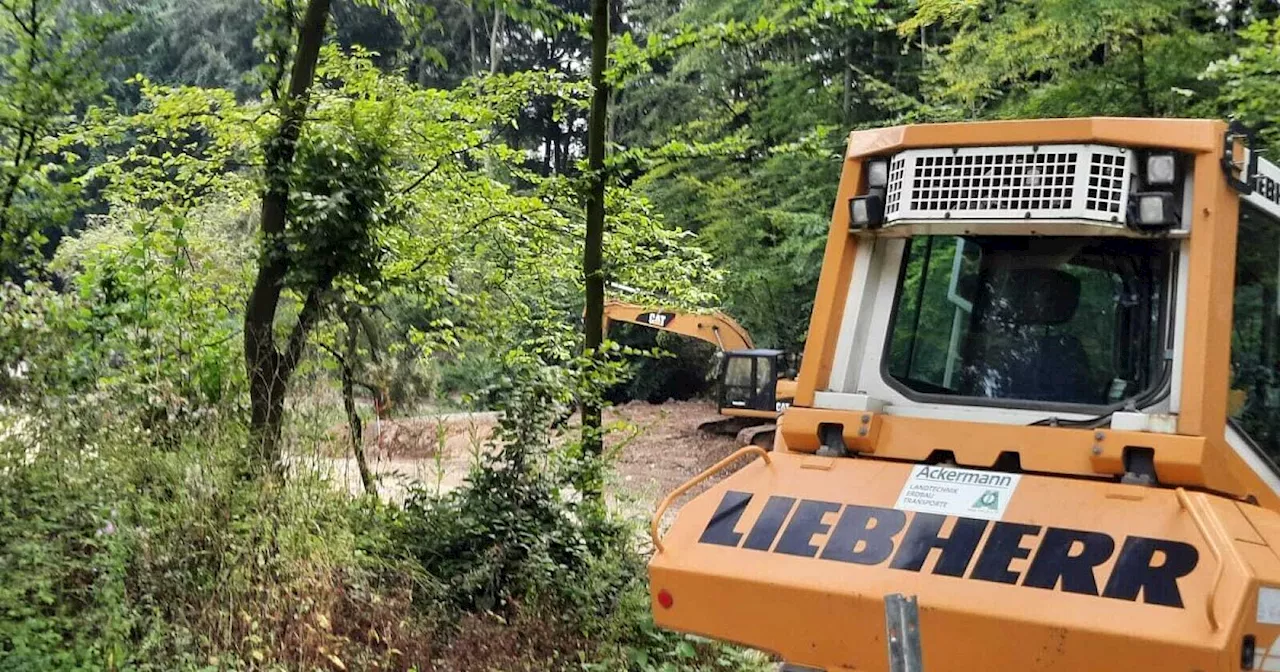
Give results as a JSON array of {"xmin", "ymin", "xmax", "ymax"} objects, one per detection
[{"xmin": 657, "ymin": 589, "xmax": 674, "ymax": 609}]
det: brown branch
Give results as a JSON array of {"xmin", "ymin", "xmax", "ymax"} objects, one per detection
[
  {"xmin": 397, "ymin": 141, "xmax": 489, "ymax": 196},
  {"xmin": 314, "ymin": 339, "xmax": 347, "ymax": 367},
  {"xmin": 282, "ymin": 283, "xmax": 329, "ymax": 374}
]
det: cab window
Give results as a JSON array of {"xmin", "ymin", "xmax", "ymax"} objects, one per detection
[
  {"xmin": 886, "ymin": 236, "xmax": 1168, "ymax": 407},
  {"xmin": 1230, "ymin": 203, "xmax": 1280, "ymax": 456},
  {"xmin": 724, "ymin": 356, "xmax": 754, "ymax": 389},
  {"xmin": 755, "ymin": 356, "xmax": 773, "ymax": 390}
]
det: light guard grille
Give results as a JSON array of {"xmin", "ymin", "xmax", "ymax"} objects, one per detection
[{"xmin": 883, "ymin": 144, "xmax": 1135, "ymax": 226}]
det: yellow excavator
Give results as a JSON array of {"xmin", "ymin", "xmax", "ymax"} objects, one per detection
[
  {"xmin": 649, "ymin": 117, "xmax": 1280, "ymax": 671},
  {"xmin": 603, "ymin": 299, "xmax": 797, "ymax": 446}
]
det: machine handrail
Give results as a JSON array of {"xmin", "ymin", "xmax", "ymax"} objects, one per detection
[
  {"xmin": 650, "ymin": 446, "xmax": 772, "ymax": 553},
  {"xmin": 1175, "ymin": 487, "xmax": 1246, "ymax": 632}
]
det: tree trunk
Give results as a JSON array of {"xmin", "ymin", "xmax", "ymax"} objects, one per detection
[
  {"xmin": 1135, "ymin": 33, "xmax": 1152, "ymax": 116},
  {"xmin": 341, "ymin": 316, "xmax": 377, "ymax": 497},
  {"xmin": 489, "ymin": 4, "xmax": 504, "ymax": 74},
  {"xmin": 243, "ymin": 0, "xmax": 332, "ymax": 468},
  {"xmin": 580, "ymin": 0, "xmax": 609, "ymax": 498},
  {"xmin": 842, "ymin": 33, "xmax": 855, "ymax": 125},
  {"xmin": 467, "ymin": 0, "xmax": 479, "ymax": 76},
  {"xmin": 356, "ymin": 310, "xmax": 391, "ymax": 418}
]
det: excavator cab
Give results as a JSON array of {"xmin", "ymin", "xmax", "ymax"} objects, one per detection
[
  {"xmin": 718, "ymin": 349, "xmax": 787, "ymax": 414},
  {"xmin": 649, "ymin": 119, "xmax": 1280, "ymax": 672}
]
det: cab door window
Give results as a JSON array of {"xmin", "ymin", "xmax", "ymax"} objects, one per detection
[
  {"xmin": 720, "ymin": 355, "xmax": 775, "ymax": 411},
  {"xmin": 1230, "ymin": 203, "xmax": 1280, "ymax": 456},
  {"xmin": 723, "ymin": 356, "xmax": 754, "ymax": 391}
]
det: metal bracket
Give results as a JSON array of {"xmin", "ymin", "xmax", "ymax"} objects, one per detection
[
  {"xmin": 885, "ymin": 594, "xmax": 924, "ymax": 672},
  {"xmin": 1222, "ymin": 121, "xmax": 1258, "ymax": 194},
  {"xmin": 816, "ymin": 423, "xmax": 850, "ymax": 458}
]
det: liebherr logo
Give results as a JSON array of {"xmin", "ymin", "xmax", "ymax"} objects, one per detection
[
  {"xmin": 697, "ymin": 490, "xmax": 1200, "ymax": 608},
  {"xmin": 1256, "ymin": 172, "xmax": 1280, "ymax": 208}
]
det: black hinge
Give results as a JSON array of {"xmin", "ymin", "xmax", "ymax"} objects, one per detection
[{"xmin": 1222, "ymin": 121, "xmax": 1258, "ymax": 194}]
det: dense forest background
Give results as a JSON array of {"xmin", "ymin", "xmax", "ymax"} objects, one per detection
[{"xmin": 1, "ymin": 0, "xmax": 1279, "ymax": 669}]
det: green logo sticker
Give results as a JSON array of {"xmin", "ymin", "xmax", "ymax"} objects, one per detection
[{"xmin": 973, "ymin": 490, "xmax": 1000, "ymax": 511}]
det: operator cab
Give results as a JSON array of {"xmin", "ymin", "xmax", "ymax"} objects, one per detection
[
  {"xmin": 718, "ymin": 349, "xmax": 787, "ymax": 414},
  {"xmin": 822, "ymin": 141, "xmax": 1202, "ymax": 432}
]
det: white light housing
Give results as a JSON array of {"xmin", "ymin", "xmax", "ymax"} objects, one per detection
[
  {"xmin": 1131, "ymin": 192, "xmax": 1179, "ymax": 230},
  {"xmin": 850, "ymin": 194, "xmax": 885, "ymax": 229},
  {"xmin": 1144, "ymin": 153, "xmax": 1178, "ymax": 186},
  {"xmin": 866, "ymin": 159, "xmax": 889, "ymax": 188}
]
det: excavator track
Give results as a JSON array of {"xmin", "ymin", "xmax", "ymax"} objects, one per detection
[
  {"xmin": 734, "ymin": 423, "xmax": 775, "ymax": 449},
  {"xmin": 696, "ymin": 416, "xmax": 776, "ymax": 449}
]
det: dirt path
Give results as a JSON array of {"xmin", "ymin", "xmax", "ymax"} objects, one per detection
[
  {"xmin": 293, "ymin": 411, "xmax": 497, "ymax": 501},
  {"xmin": 303, "ymin": 401, "xmax": 749, "ymax": 513},
  {"xmin": 605, "ymin": 400, "xmax": 743, "ymax": 506}
]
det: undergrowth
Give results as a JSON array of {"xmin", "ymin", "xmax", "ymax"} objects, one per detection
[{"xmin": 0, "ymin": 283, "xmax": 768, "ymax": 672}]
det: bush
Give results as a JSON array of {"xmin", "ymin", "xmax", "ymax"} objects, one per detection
[
  {"xmin": 0, "ymin": 221, "xmax": 761, "ymax": 670},
  {"xmin": 0, "ymin": 266, "xmax": 434, "ymax": 669},
  {"xmin": 604, "ymin": 325, "xmax": 717, "ymax": 405},
  {"xmin": 393, "ymin": 355, "xmax": 772, "ymax": 672},
  {"xmin": 0, "ymin": 395, "xmax": 441, "ymax": 670}
]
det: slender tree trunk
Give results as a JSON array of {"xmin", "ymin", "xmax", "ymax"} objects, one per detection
[
  {"xmin": 842, "ymin": 33, "xmax": 855, "ymax": 125},
  {"xmin": 580, "ymin": 0, "xmax": 609, "ymax": 497},
  {"xmin": 1135, "ymin": 33, "xmax": 1152, "ymax": 116},
  {"xmin": 467, "ymin": 0, "xmax": 479, "ymax": 75},
  {"xmin": 357, "ymin": 310, "xmax": 391, "ymax": 418},
  {"xmin": 243, "ymin": 0, "xmax": 332, "ymax": 468},
  {"xmin": 489, "ymin": 4, "xmax": 504, "ymax": 74},
  {"xmin": 340, "ymin": 315, "xmax": 376, "ymax": 496}
]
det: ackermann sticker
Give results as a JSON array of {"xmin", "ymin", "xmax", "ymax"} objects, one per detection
[{"xmin": 895, "ymin": 465, "xmax": 1021, "ymax": 521}]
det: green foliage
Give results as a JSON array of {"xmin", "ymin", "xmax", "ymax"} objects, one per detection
[
  {"xmin": 607, "ymin": 326, "xmax": 716, "ymax": 404},
  {"xmin": 0, "ymin": 0, "xmax": 126, "ymax": 269},
  {"xmin": 904, "ymin": 0, "xmax": 1225, "ymax": 118},
  {"xmin": 0, "ymin": 240, "xmax": 426, "ymax": 670},
  {"xmin": 1206, "ymin": 18, "xmax": 1280, "ymax": 151},
  {"xmin": 394, "ymin": 350, "xmax": 770, "ymax": 671},
  {"xmin": 0, "ymin": 452, "xmax": 136, "ymax": 670},
  {"xmin": 18, "ymin": 0, "xmax": 1280, "ymax": 670},
  {"xmin": 97, "ymin": 0, "xmax": 264, "ymax": 100}
]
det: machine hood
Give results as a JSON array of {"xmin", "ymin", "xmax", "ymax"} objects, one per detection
[{"xmin": 649, "ymin": 449, "xmax": 1280, "ymax": 671}]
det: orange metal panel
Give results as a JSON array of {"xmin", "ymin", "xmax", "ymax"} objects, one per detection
[
  {"xmin": 795, "ymin": 157, "xmax": 862, "ymax": 406},
  {"xmin": 1211, "ymin": 499, "xmax": 1267, "ymax": 546},
  {"xmin": 650, "ymin": 453, "xmax": 1269, "ymax": 671},
  {"xmin": 845, "ymin": 117, "xmax": 1223, "ymax": 159},
  {"xmin": 650, "ymin": 117, "xmax": 1280, "ymax": 671},
  {"xmin": 1179, "ymin": 147, "xmax": 1239, "ymax": 443},
  {"xmin": 777, "ymin": 407, "xmax": 1249, "ymax": 495}
]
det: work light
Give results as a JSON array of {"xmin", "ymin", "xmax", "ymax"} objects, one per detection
[
  {"xmin": 1130, "ymin": 192, "xmax": 1179, "ymax": 230},
  {"xmin": 849, "ymin": 194, "xmax": 885, "ymax": 230},
  {"xmin": 866, "ymin": 159, "xmax": 889, "ymax": 189},
  {"xmin": 1143, "ymin": 152, "xmax": 1179, "ymax": 187}
]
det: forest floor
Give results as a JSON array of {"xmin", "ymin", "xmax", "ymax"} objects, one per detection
[{"xmin": 298, "ymin": 399, "xmax": 745, "ymax": 514}]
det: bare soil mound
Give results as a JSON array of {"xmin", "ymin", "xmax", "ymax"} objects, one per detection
[{"xmin": 604, "ymin": 400, "xmax": 742, "ymax": 507}]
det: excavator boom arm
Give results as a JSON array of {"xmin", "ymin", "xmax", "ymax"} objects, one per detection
[{"xmin": 602, "ymin": 300, "xmax": 754, "ymax": 351}]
